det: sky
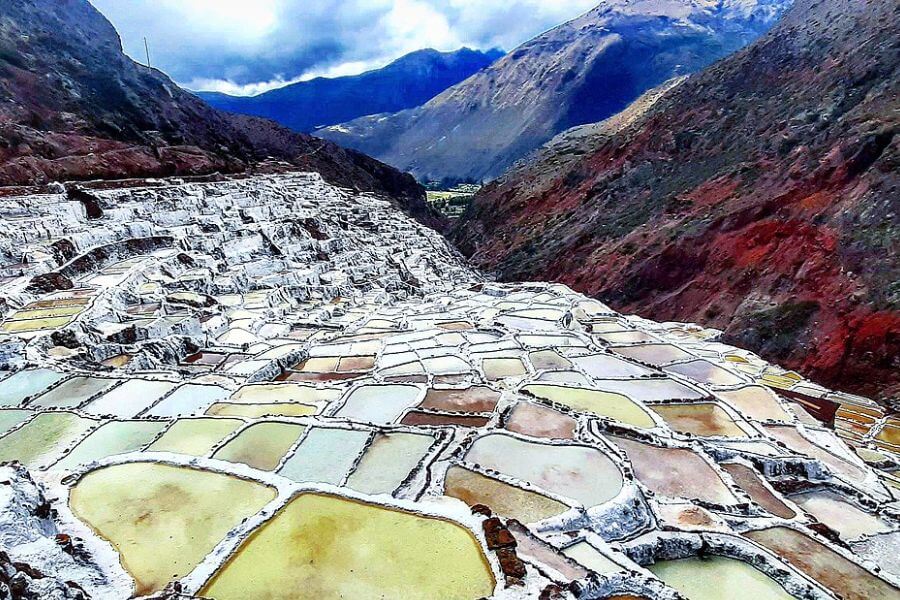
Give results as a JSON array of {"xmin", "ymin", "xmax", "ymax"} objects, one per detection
[{"xmin": 89, "ymin": 0, "xmax": 598, "ymax": 96}]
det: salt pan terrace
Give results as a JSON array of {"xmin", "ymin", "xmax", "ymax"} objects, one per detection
[{"xmin": 0, "ymin": 174, "xmax": 898, "ymax": 600}]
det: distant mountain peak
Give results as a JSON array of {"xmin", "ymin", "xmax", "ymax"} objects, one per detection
[{"xmin": 199, "ymin": 47, "xmax": 504, "ymax": 133}]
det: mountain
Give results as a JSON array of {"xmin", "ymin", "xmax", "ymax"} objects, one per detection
[
  {"xmin": 451, "ymin": 0, "xmax": 899, "ymax": 400},
  {"xmin": 197, "ymin": 47, "xmax": 504, "ymax": 134},
  {"xmin": 318, "ymin": 0, "xmax": 791, "ymax": 185},
  {"xmin": 0, "ymin": 0, "xmax": 435, "ymax": 224}
]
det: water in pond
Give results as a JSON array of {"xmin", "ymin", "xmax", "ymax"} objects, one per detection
[
  {"xmin": 1, "ymin": 315, "xmax": 74, "ymax": 333},
  {"xmin": 504, "ymin": 402, "xmax": 576, "ymax": 439},
  {"xmin": 419, "ymin": 387, "xmax": 500, "ymax": 413},
  {"xmin": 529, "ymin": 350, "xmax": 572, "ymax": 370},
  {"xmin": 610, "ymin": 437, "xmax": 737, "ymax": 505},
  {"xmin": 591, "ymin": 378, "xmax": 704, "ymax": 402},
  {"xmin": 444, "ymin": 465, "xmax": 569, "ymax": 523},
  {"xmin": 0, "ymin": 409, "xmax": 32, "ymax": 434},
  {"xmin": 651, "ymin": 403, "xmax": 748, "ymax": 438},
  {"xmin": 229, "ymin": 383, "xmax": 341, "ymax": 405},
  {"xmin": 791, "ymin": 490, "xmax": 892, "ymax": 540},
  {"xmin": 562, "ymin": 542, "xmax": 622, "ymax": 575},
  {"xmin": 482, "ymin": 357, "xmax": 527, "ymax": 380},
  {"xmin": 334, "ymin": 385, "xmax": 420, "ymax": 424},
  {"xmin": 648, "ymin": 556, "xmax": 793, "ymax": 600},
  {"xmin": 213, "ymin": 422, "xmax": 306, "ymax": 471},
  {"xmin": 611, "ymin": 344, "xmax": 694, "ymax": 366},
  {"xmin": 30, "ymin": 377, "xmax": 118, "ymax": 409},
  {"xmin": 144, "ymin": 384, "xmax": 230, "ymax": 417},
  {"xmin": 521, "ymin": 384, "xmax": 656, "ymax": 429},
  {"xmin": 85, "ymin": 380, "xmax": 177, "ymax": 418},
  {"xmin": 147, "ymin": 418, "xmax": 244, "ymax": 456},
  {"xmin": 746, "ymin": 527, "xmax": 900, "ymax": 600},
  {"xmin": 278, "ymin": 427, "xmax": 371, "ymax": 485},
  {"xmin": 466, "ymin": 433, "xmax": 623, "ymax": 507},
  {"xmin": 54, "ymin": 420, "xmax": 169, "ymax": 471},
  {"xmin": 664, "ymin": 360, "xmax": 745, "ymax": 386},
  {"xmin": 0, "ymin": 411, "xmax": 97, "ymax": 468},
  {"xmin": 200, "ymin": 493, "xmax": 496, "ymax": 600},
  {"xmin": 0, "ymin": 369, "xmax": 66, "ymax": 406},
  {"xmin": 70, "ymin": 462, "xmax": 276, "ymax": 596},
  {"xmin": 721, "ymin": 463, "xmax": 795, "ymax": 519},
  {"xmin": 401, "ymin": 411, "xmax": 490, "ymax": 428},
  {"xmin": 208, "ymin": 402, "xmax": 318, "ymax": 418},
  {"xmin": 717, "ymin": 386, "xmax": 792, "ymax": 422},
  {"xmin": 346, "ymin": 432, "xmax": 435, "ymax": 495},
  {"xmin": 571, "ymin": 354, "xmax": 654, "ymax": 378}
]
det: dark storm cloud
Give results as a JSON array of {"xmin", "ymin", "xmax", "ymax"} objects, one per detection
[{"xmin": 88, "ymin": 0, "xmax": 597, "ymax": 95}]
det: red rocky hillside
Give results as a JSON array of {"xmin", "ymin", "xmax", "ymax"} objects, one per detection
[{"xmin": 452, "ymin": 0, "xmax": 899, "ymax": 401}]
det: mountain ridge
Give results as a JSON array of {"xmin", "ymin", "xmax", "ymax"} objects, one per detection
[
  {"xmin": 318, "ymin": 0, "xmax": 791, "ymax": 184},
  {"xmin": 198, "ymin": 47, "xmax": 504, "ymax": 133}
]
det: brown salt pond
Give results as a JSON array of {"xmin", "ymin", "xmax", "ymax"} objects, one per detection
[
  {"xmin": 401, "ymin": 411, "xmax": 491, "ymax": 428},
  {"xmin": 200, "ymin": 493, "xmax": 496, "ymax": 599},
  {"xmin": 763, "ymin": 425, "xmax": 868, "ymax": 484},
  {"xmin": 444, "ymin": 465, "xmax": 570, "ymax": 523},
  {"xmin": 504, "ymin": 401, "xmax": 577, "ymax": 439},
  {"xmin": 418, "ymin": 386, "xmax": 500, "ymax": 413},
  {"xmin": 610, "ymin": 437, "xmax": 737, "ymax": 505},
  {"xmin": 717, "ymin": 386, "xmax": 793, "ymax": 422},
  {"xmin": 721, "ymin": 463, "xmax": 796, "ymax": 519},
  {"xmin": 650, "ymin": 403, "xmax": 748, "ymax": 438},
  {"xmin": 70, "ymin": 462, "xmax": 276, "ymax": 596},
  {"xmin": 746, "ymin": 527, "xmax": 900, "ymax": 600}
]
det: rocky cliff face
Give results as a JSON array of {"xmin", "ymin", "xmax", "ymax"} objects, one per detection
[
  {"xmin": 319, "ymin": 0, "xmax": 790, "ymax": 184},
  {"xmin": 0, "ymin": 0, "xmax": 434, "ymax": 223},
  {"xmin": 452, "ymin": 0, "xmax": 899, "ymax": 400},
  {"xmin": 199, "ymin": 48, "xmax": 504, "ymax": 134}
]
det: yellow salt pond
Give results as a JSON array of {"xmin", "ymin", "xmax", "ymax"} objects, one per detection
[
  {"xmin": 200, "ymin": 493, "xmax": 496, "ymax": 600},
  {"xmin": 70, "ymin": 463, "xmax": 276, "ymax": 596},
  {"xmin": 521, "ymin": 384, "xmax": 656, "ymax": 429}
]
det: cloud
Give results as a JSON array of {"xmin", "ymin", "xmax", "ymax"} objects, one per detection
[{"xmin": 89, "ymin": 0, "xmax": 597, "ymax": 95}]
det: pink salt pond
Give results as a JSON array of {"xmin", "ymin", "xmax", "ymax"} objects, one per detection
[
  {"xmin": 504, "ymin": 401, "xmax": 577, "ymax": 440},
  {"xmin": 610, "ymin": 436, "xmax": 738, "ymax": 505},
  {"xmin": 418, "ymin": 386, "xmax": 500, "ymax": 413}
]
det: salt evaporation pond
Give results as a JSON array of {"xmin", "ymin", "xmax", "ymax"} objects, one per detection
[{"xmin": 648, "ymin": 556, "xmax": 793, "ymax": 600}]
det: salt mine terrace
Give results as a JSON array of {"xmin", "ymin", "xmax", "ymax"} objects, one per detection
[{"xmin": 0, "ymin": 173, "xmax": 897, "ymax": 600}]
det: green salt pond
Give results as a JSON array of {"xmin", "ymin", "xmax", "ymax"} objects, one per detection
[
  {"xmin": 200, "ymin": 493, "xmax": 495, "ymax": 600},
  {"xmin": 213, "ymin": 422, "xmax": 306, "ymax": 471},
  {"xmin": 30, "ymin": 376, "xmax": 119, "ymax": 409},
  {"xmin": 0, "ymin": 369, "xmax": 66, "ymax": 406},
  {"xmin": 70, "ymin": 462, "xmax": 276, "ymax": 596},
  {"xmin": 278, "ymin": 427, "xmax": 371, "ymax": 484},
  {"xmin": 522, "ymin": 384, "xmax": 656, "ymax": 429},
  {"xmin": 53, "ymin": 420, "xmax": 169, "ymax": 471},
  {"xmin": 0, "ymin": 409, "xmax": 33, "ymax": 434},
  {"xmin": 147, "ymin": 418, "xmax": 244, "ymax": 456},
  {"xmin": 0, "ymin": 411, "xmax": 97, "ymax": 468},
  {"xmin": 648, "ymin": 556, "xmax": 793, "ymax": 600},
  {"xmin": 345, "ymin": 432, "xmax": 435, "ymax": 495}
]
